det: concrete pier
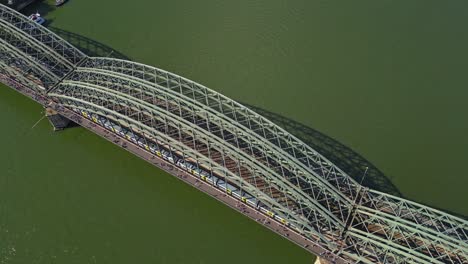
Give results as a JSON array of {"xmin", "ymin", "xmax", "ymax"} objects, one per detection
[
  {"xmin": 314, "ymin": 257, "xmax": 330, "ymax": 264},
  {"xmin": 45, "ymin": 107, "xmax": 71, "ymax": 131}
]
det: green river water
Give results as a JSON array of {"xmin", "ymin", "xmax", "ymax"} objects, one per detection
[{"xmin": 1, "ymin": 0, "xmax": 467, "ymax": 263}]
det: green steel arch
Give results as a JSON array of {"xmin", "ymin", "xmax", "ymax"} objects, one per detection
[
  {"xmin": 0, "ymin": 4, "xmax": 467, "ymax": 263},
  {"xmin": 0, "ymin": 3, "xmax": 86, "ymax": 90}
]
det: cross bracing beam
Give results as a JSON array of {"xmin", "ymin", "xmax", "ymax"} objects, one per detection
[
  {"xmin": 81, "ymin": 58, "xmax": 362, "ymax": 201},
  {"xmin": 77, "ymin": 58, "xmax": 357, "ymax": 218},
  {"xmin": 0, "ymin": 60, "xmax": 44, "ymax": 91},
  {"xmin": 340, "ymin": 190, "xmax": 468, "ymax": 263},
  {"xmin": 67, "ymin": 69, "xmax": 350, "ymax": 229},
  {"xmin": 344, "ymin": 226, "xmax": 466, "ymax": 264},
  {"xmin": 54, "ymin": 69, "xmax": 468, "ymax": 263},
  {"xmin": 0, "ymin": 39, "xmax": 57, "ymax": 89},
  {"xmin": 48, "ymin": 89, "xmax": 341, "ymax": 251},
  {"xmin": 47, "ymin": 86, "xmax": 320, "ymax": 233},
  {"xmin": 55, "ymin": 59, "xmax": 468, "ymax": 262},
  {"xmin": 341, "ymin": 231, "xmax": 423, "ymax": 264},
  {"xmin": 348, "ymin": 208, "xmax": 467, "ymax": 263},
  {"xmin": 0, "ymin": 35, "xmax": 59, "ymax": 81},
  {"xmin": 0, "ymin": 4, "xmax": 86, "ymax": 90},
  {"xmin": 63, "ymin": 67, "xmax": 353, "ymax": 228},
  {"xmin": 50, "ymin": 80, "xmax": 346, "ymax": 243},
  {"xmin": 0, "ymin": 19, "xmax": 75, "ymax": 75},
  {"xmin": 0, "ymin": 29, "xmax": 65, "ymax": 83},
  {"xmin": 347, "ymin": 190, "xmax": 468, "ymax": 263},
  {"xmin": 0, "ymin": 4, "xmax": 86, "ymax": 65},
  {"xmin": 363, "ymin": 190, "xmax": 468, "ymax": 245},
  {"xmin": 1, "ymin": 4, "xmax": 467, "ymax": 262}
]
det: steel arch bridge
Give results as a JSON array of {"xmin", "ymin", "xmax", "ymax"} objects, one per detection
[{"xmin": 0, "ymin": 4, "xmax": 466, "ymax": 263}]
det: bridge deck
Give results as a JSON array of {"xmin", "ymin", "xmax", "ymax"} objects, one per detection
[
  {"xmin": 0, "ymin": 75, "xmax": 348, "ymax": 264},
  {"xmin": 1, "ymin": 4, "xmax": 467, "ymax": 262}
]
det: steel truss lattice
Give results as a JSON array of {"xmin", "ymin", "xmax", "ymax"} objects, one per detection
[
  {"xmin": 0, "ymin": 4, "xmax": 467, "ymax": 263},
  {"xmin": 0, "ymin": 4, "xmax": 86, "ymax": 90}
]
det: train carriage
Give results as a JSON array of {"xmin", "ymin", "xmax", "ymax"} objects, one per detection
[
  {"xmin": 200, "ymin": 170, "xmax": 211, "ymax": 181},
  {"xmin": 161, "ymin": 149, "xmax": 176, "ymax": 163},
  {"xmin": 176, "ymin": 159, "xmax": 187, "ymax": 169},
  {"xmin": 192, "ymin": 168, "xmax": 202, "ymax": 177},
  {"xmin": 104, "ymin": 120, "xmax": 113, "ymax": 130},
  {"xmin": 149, "ymin": 143, "xmax": 158, "ymax": 154},
  {"xmin": 69, "ymin": 111, "xmax": 288, "ymax": 231},
  {"xmin": 98, "ymin": 116, "xmax": 107, "ymax": 126},
  {"xmin": 117, "ymin": 127, "xmax": 127, "ymax": 137},
  {"xmin": 137, "ymin": 138, "xmax": 146, "ymax": 148},
  {"xmin": 90, "ymin": 113, "xmax": 99, "ymax": 123},
  {"xmin": 125, "ymin": 130, "xmax": 138, "ymax": 143},
  {"xmin": 80, "ymin": 110, "xmax": 89, "ymax": 118}
]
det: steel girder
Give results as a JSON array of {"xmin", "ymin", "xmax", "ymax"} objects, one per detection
[
  {"xmin": 0, "ymin": 41, "xmax": 54, "ymax": 91},
  {"xmin": 341, "ymin": 190, "xmax": 467, "ymax": 263},
  {"xmin": 79, "ymin": 58, "xmax": 359, "ymax": 216},
  {"xmin": 345, "ymin": 211, "xmax": 465, "ymax": 263},
  {"xmin": 0, "ymin": 19, "xmax": 75, "ymax": 74},
  {"xmin": 50, "ymin": 60, "xmax": 467, "ymax": 263},
  {"xmin": 0, "ymin": 59, "xmax": 41, "ymax": 90},
  {"xmin": 48, "ymin": 84, "xmax": 341, "ymax": 250},
  {"xmin": 1, "ymin": 4, "xmax": 467, "ymax": 263},
  {"xmin": 59, "ymin": 58, "xmax": 467, "ymax": 263},
  {"xmin": 80, "ymin": 57, "xmax": 362, "ymax": 202},
  {"xmin": 62, "ymin": 67, "xmax": 352, "ymax": 231},
  {"xmin": 0, "ymin": 4, "xmax": 85, "ymax": 90},
  {"xmin": 364, "ymin": 190, "xmax": 467, "ymax": 245},
  {"xmin": 0, "ymin": 4, "xmax": 86, "ymax": 65},
  {"xmin": 48, "ymin": 79, "xmax": 345, "ymax": 249}
]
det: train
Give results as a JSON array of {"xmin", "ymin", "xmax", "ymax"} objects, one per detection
[{"xmin": 74, "ymin": 108, "xmax": 297, "ymax": 230}]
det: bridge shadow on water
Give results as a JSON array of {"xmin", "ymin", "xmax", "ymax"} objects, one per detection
[
  {"xmin": 44, "ymin": 27, "xmax": 130, "ymax": 127},
  {"xmin": 19, "ymin": 1, "xmax": 130, "ymax": 60},
  {"xmin": 49, "ymin": 27, "xmax": 131, "ymax": 60},
  {"xmin": 11, "ymin": 0, "xmax": 467, "ymax": 222},
  {"xmin": 245, "ymin": 104, "xmax": 403, "ymax": 197}
]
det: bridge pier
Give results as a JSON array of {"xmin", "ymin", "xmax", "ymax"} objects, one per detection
[
  {"xmin": 45, "ymin": 107, "xmax": 71, "ymax": 131},
  {"xmin": 314, "ymin": 257, "xmax": 330, "ymax": 264}
]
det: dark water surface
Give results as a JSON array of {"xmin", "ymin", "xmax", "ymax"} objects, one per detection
[{"xmin": 1, "ymin": 0, "xmax": 467, "ymax": 263}]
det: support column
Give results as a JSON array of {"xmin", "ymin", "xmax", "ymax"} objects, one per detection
[
  {"xmin": 45, "ymin": 107, "xmax": 71, "ymax": 131},
  {"xmin": 314, "ymin": 257, "xmax": 331, "ymax": 264}
]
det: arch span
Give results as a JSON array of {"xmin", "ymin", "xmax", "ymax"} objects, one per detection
[{"xmin": 0, "ymin": 4, "xmax": 466, "ymax": 263}]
